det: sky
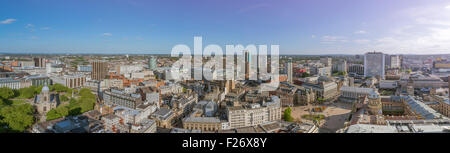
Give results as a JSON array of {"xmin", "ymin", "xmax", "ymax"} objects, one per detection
[{"xmin": 1, "ymin": 0, "xmax": 450, "ymax": 55}]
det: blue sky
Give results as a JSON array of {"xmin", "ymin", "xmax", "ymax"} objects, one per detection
[{"xmin": 1, "ymin": 0, "xmax": 450, "ymax": 54}]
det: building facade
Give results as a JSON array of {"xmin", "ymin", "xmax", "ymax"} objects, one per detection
[{"xmin": 364, "ymin": 52, "xmax": 385, "ymax": 79}]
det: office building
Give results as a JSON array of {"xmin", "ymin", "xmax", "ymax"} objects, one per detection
[
  {"xmin": 34, "ymin": 57, "xmax": 46, "ymax": 68},
  {"xmin": 92, "ymin": 61, "xmax": 108, "ymax": 81},
  {"xmin": 286, "ymin": 58, "xmax": 293, "ymax": 83},
  {"xmin": 364, "ymin": 52, "xmax": 385, "ymax": 79}
]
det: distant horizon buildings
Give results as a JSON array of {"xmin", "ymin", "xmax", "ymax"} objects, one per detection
[{"xmin": 364, "ymin": 52, "xmax": 385, "ymax": 79}]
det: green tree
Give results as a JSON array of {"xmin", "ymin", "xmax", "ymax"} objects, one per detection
[
  {"xmin": 301, "ymin": 73, "xmax": 310, "ymax": 78},
  {"xmin": 18, "ymin": 87, "xmax": 36, "ymax": 99},
  {"xmin": 60, "ymin": 94, "xmax": 69, "ymax": 102},
  {"xmin": 51, "ymin": 83, "xmax": 68, "ymax": 93},
  {"xmin": 0, "ymin": 104, "xmax": 35, "ymax": 132},
  {"xmin": 0, "ymin": 87, "xmax": 15, "ymax": 100},
  {"xmin": 46, "ymin": 109, "xmax": 61, "ymax": 121},
  {"xmin": 284, "ymin": 107, "xmax": 294, "ymax": 122},
  {"xmin": 34, "ymin": 85, "xmax": 44, "ymax": 94}
]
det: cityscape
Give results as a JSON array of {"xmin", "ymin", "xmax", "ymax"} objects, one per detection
[{"xmin": 1, "ymin": 0, "xmax": 450, "ymax": 135}]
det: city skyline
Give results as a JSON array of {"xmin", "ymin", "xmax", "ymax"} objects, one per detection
[{"xmin": 1, "ymin": 0, "xmax": 450, "ymax": 55}]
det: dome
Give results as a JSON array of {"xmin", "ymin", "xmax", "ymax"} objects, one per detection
[
  {"xmin": 368, "ymin": 89, "xmax": 379, "ymax": 99},
  {"xmin": 42, "ymin": 85, "xmax": 50, "ymax": 92}
]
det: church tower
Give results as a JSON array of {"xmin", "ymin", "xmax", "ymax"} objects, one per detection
[
  {"xmin": 35, "ymin": 85, "xmax": 57, "ymax": 121},
  {"xmin": 367, "ymin": 88, "xmax": 382, "ymax": 115}
]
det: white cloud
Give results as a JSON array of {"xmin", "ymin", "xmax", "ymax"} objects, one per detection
[
  {"xmin": 369, "ymin": 3, "xmax": 450, "ymax": 54},
  {"xmin": 446, "ymin": 5, "xmax": 450, "ymax": 9},
  {"xmin": 25, "ymin": 24, "xmax": 34, "ymax": 28},
  {"xmin": 354, "ymin": 30, "xmax": 367, "ymax": 34},
  {"xmin": 354, "ymin": 39, "xmax": 370, "ymax": 44},
  {"xmin": 311, "ymin": 35, "xmax": 316, "ymax": 38},
  {"xmin": 40, "ymin": 27, "xmax": 51, "ymax": 30},
  {"xmin": 320, "ymin": 35, "xmax": 348, "ymax": 43},
  {"xmin": 102, "ymin": 33, "xmax": 112, "ymax": 37},
  {"xmin": 25, "ymin": 24, "xmax": 35, "ymax": 32},
  {"xmin": 0, "ymin": 18, "xmax": 17, "ymax": 24}
]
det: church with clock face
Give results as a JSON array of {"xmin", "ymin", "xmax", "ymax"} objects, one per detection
[{"xmin": 34, "ymin": 85, "xmax": 59, "ymax": 122}]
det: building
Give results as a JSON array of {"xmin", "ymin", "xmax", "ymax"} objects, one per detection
[
  {"xmin": 148, "ymin": 56, "xmax": 157, "ymax": 70},
  {"xmin": 130, "ymin": 119, "xmax": 157, "ymax": 133},
  {"xmin": 34, "ymin": 57, "xmax": 46, "ymax": 68},
  {"xmin": 399, "ymin": 74, "xmax": 445, "ymax": 89},
  {"xmin": 46, "ymin": 63, "xmax": 64, "ymax": 74},
  {"xmin": 379, "ymin": 80, "xmax": 398, "ymax": 89},
  {"xmin": 390, "ymin": 55, "xmax": 401, "ymax": 69},
  {"xmin": 77, "ymin": 65, "xmax": 92, "ymax": 72},
  {"xmin": 25, "ymin": 75, "xmax": 52, "ymax": 86},
  {"xmin": 92, "ymin": 61, "xmax": 108, "ymax": 81},
  {"xmin": 364, "ymin": 52, "xmax": 385, "ymax": 79},
  {"xmin": 403, "ymin": 96, "xmax": 445, "ymax": 119},
  {"xmin": 296, "ymin": 87, "xmax": 316, "ymax": 105},
  {"xmin": 430, "ymin": 96, "xmax": 450, "ymax": 118},
  {"xmin": 367, "ymin": 89, "xmax": 382, "ymax": 115},
  {"xmin": 244, "ymin": 50, "xmax": 250, "ymax": 80},
  {"xmin": 226, "ymin": 96, "xmax": 281, "ymax": 129},
  {"xmin": 159, "ymin": 83, "xmax": 183, "ymax": 95},
  {"xmin": 348, "ymin": 64, "xmax": 364, "ymax": 75},
  {"xmin": 332, "ymin": 60, "xmax": 347, "ymax": 73},
  {"xmin": 20, "ymin": 61, "xmax": 35, "ymax": 68},
  {"xmin": 0, "ymin": 78, "xmax": 21, "ymax": 89},
  {"xmin": 182, "ymin": 116, "xmax": 222, "ymax": 131},
  {"xmin": 65, "ymin": 74, "xmax": 86, "ymax": 88},
  {"xmin": 103, "ymin": 89, "xmax": 143, "ymax": 109},
  {"xmin": 32, "ymin": 116, "xmax": 96, "ymax": 133},
  {"xmin": 151, "ymin": 108, "xmax": 176, "ymax": 128},
  {"xmin": 33, "ymin": 85, "xmax": 59, "ymax": 121},
  {"xmin": 301, "ymin": 81, "xmax": 338, "ymax": 100},
  {"xmin": 320, "ymin": 57, "xmax": 332, "ymax": 67},
  {"xmin": 286, "ymin": 59, "xmax": 293, "ymax": 83},
  {"xmin": 311, "ymin": 66, "xmax": 332, "ymax": 77},
  {"xmin": 340, "ymin": 86, "xmax": 374, "ymax": 102}
]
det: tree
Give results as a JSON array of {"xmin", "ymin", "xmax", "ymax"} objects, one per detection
[
  {"xmin": 0, "ymin": 87, "xmax": 15, "ymax": 100},
  {"xmin": 0, "ymin": 104, "xmax": 35, "ymax": 132},
  {"xmin": 46, "ymin": 109, "xmax": 61, "ymax": 121},
  {"xmin": 301, "ymin": 73, "xmax": 310, "ymax": 78},
  {"xmin": 284, "ymin": 107, "xmax": 294, "ymax": 122},
  {"xmin": 51, "ymin": 83, "xmax": 69, "ymax": 93},
  {"xmin": 34, "ymin": 85, "xmax": 44, "ymax": 94},
  {"xmin": 18, "ymin": 87, "xmax": 36, "ymax": 99},
  {"xmin": 317, "ymin": 97, "xmax": 325, "ymax": 102},
  {"xmin": 60, "ymin": 94, "xmax": 69, "ymax": 102}
]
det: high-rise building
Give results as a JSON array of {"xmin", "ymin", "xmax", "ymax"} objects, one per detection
[
  {"xmin": 33, "ymin": 57, "xmax": 46, "ymax": 68},
  {"xmin": 286, "ymin": 58, "xmax": 293, "ymax": 83},
  {"xmin": 364, "ymin": 52, "xmax": 385, "ymax": 79},
  {"xmin": 390, "ymin": 55, "xmax": 401, "ymax": 69},
  {"xmin": 244, "ymin": 50, "xmax": 250, "ymax": 80},
  {"xmin": 148, "ymin": 56, "xmax": 157, "ymax": 70},
  {"xmin": 92, "ymin": 61, "xmax": 108, "ymax": 81}
]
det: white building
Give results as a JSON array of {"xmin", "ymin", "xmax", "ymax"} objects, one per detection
[{"xmin": 226, "ymin": 96, "xmax": 281, "ymax": 129}]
